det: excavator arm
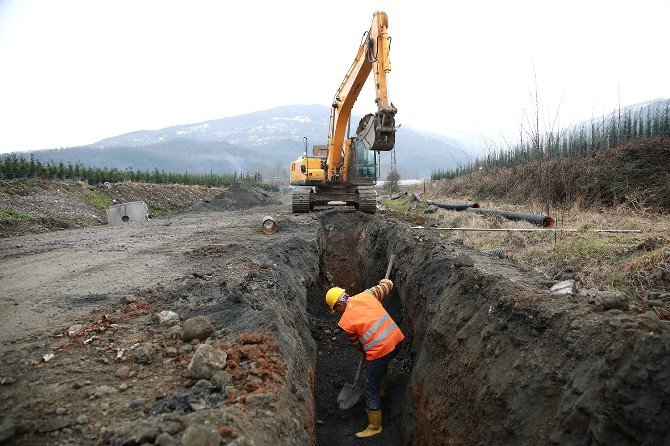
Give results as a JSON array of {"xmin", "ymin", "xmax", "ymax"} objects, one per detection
[{"xmin": 326, "ymin": 11, "xmax": 397, "ymax": 181}]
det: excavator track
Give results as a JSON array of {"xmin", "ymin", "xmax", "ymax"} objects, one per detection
[
  {"xmin": 357, "ymin": 188, "xmax": 377, "ymax": 214},
  {"xmin": 292, "ymin": 188, "xmax": 312, "ymax": 213}
]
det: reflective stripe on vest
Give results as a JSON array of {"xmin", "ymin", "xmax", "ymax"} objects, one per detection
[
  {"xmin": 361, "ymin": 313, "xmax": 390, "ymax": 343},
  {"xmin": 362, "ymin": 320, "xmax": 398, "ymax": 351}
]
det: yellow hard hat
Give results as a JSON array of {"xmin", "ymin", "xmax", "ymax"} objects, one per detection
[{"xmin": 325, "ymin": 287, "xmax": 346, "ymax": 310}]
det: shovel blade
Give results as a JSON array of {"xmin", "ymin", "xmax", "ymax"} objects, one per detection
[{"xmin": 337, "ymin": 383, "xmax": 363, "ymax": 410}]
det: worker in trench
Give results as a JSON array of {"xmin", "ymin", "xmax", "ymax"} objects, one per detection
[{"xmin": 325, "ymin": 278, "xmax": 404, "ymax": 438}]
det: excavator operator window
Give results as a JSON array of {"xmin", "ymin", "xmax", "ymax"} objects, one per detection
[{"xmin": 353, "ymin": 139, "xmax": 376, "ymax": 178}]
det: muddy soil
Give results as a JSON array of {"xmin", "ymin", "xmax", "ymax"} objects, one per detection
[
  {"xmin": 1, "ymin": 194, "xmax": 669, "ymax": 445},
  {"xmin": 358, "ymin": 217, "xmax": 670, "ymax": 445}
]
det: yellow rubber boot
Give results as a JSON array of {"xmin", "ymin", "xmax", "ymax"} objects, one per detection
[
  {"xmin": 355, "ymin": 409, "xmax": 382, "ymax": 438},
  {"xmin": 380, "ymin": 374, "xmax": 389, "ymax": 397}
]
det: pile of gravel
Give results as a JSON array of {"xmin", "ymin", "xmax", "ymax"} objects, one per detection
[{"xmin": 185, "ymin": 182, "xmax": 279, "ymax": 212}]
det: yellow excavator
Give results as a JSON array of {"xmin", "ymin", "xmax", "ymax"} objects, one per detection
[{"xmin": 289, "ymin": 11, "xmax": 397, "ymax": 214}]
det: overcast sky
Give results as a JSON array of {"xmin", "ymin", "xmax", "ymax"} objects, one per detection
[{"xmin": 0, "ymin": 0, "xmax": 668, "ymax": 153}]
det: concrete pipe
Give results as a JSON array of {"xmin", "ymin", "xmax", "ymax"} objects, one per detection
[
  {"xmin": 106, "ymin": 201, "xmax": 149, "ymax": 225},
  {"xmin": 261, "ymin": 215, "xmax": 278, "ymax": 234}
]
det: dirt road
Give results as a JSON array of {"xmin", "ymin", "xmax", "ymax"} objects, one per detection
[{"xmin": 0, "ymin": 207, "xmax": 284, "ymax": 345}]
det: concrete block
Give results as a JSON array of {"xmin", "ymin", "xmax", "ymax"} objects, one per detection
[
  {"xmin": 550, "ymin": 279, "xmax": 576, "ymax": 295},
  {"xmin": 106, "ymin": 201, "xmax": 149, "ymax": 225}
]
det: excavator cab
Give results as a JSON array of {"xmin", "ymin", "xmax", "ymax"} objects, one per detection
[{"xmin": 350, "ymin": 137, "xmax": 377, "ymax": 183}]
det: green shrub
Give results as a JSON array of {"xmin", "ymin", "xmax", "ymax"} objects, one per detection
[
  {"xmin": 147, "ymin": 202, "xmax": 172, "ymax": 217},
  {"xmin": 0, "ymin": 207, "xmax": 31, "ymax": 220},
  {"xmin": 76, "ymin": 191, "xmax": 113, "ymax": 210}
]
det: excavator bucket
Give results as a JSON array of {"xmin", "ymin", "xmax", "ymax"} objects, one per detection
[{"xmin": 357, "ymin": 108, "xmax": 397, "ymax": 152}]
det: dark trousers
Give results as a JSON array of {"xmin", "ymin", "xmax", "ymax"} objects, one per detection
[{"xmin": 364, "ymin": 343, "xmax": 400, "ymax": 410}]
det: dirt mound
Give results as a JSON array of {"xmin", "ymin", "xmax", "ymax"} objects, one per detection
[
  {"xmin": 0, "ymin": 179, "xmax": 222, "ymax": 237},
  {"xmin": 0, "ymin": 209, "xmax": 321, "ymax": 446},
  {"xmin": 186, "ymin": 182, "xmax": 280, "ymax": 212}
]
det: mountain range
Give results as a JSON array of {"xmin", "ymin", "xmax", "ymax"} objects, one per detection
[
  {"xmin": 27, "ymin": 105, "xmax": 479, "ymax": 180},
  {"xmin": 22, "ymin": 99, "xmax": 667, "ymax": 180}
]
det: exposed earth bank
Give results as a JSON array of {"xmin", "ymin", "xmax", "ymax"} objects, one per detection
[
  {"xmin": 1, "ymin": 193, "xmax": 668, "ymax": 445},
  {"xmin": 0, "ymin": 179, "xmax": 225, "ymax": 238}
]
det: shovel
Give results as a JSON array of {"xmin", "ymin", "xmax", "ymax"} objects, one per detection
[
  {"xmin": 337, "ymin": 254, "xmax": 396, "ymax": 410},
  {"xmin": 338, "ymin": 354, "xmax": 365, "ymax": 410}
]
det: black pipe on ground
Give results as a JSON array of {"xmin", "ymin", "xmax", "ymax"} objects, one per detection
[
  {"xmin": 390, "ymin": 191, "xmax": 408, "ymax": 200},
  {"xmin": 426, "ymin": 200, "xmax": 480, "ymax": 211},
  {"xmin": 465, "ymin": 207, "xmax": 554, "ymax": 228}
]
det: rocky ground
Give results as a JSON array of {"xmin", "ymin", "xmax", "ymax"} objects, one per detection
[
  {"xmin": 1, "ymin": 181, "xmax": 321, "ymax": 445},
  {"xmin": 1, "ymin": 183, "xmax": 669, "ymax": 445}
]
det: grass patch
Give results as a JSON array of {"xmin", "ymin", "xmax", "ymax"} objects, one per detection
[
  {"xmin": 247, "ymin": 181, "xmax": 279, "ymax": 192},
  {"xmin": 0, "ymin": 188, "xmax": 13, "ymax": 197},
  {"xmin": 417, "ymin": 189, "xmax": 670, "ymax": 295},
  {"xmin": 147, "ymin": 202, "xmax": 172, "ymax": 217},
  {"xmin": 0, "ymin": 207, "xmax": 31, "ymax": 220},
  {"xmin": 382, "ymin": 198, "xmax": 410, "ymax": 212},
  {"xmin": 76, "ymin": 190, "xmax": 113, "ymax": 210},
  {"xmin": 382, "ymin": 197, "xmax": 427, "ymax": 213},
  {"xmin": 624, "ymin": 247, "xmax": 670, "ymax": 291}
]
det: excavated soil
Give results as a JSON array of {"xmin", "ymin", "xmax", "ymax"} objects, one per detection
[
  {"xmin": 1, "ymin": 197, "xmax": 669, "ymax": 445},
  {"xmin": 185, "ymin": 182, "xmax": 280, "ymax": 213}
]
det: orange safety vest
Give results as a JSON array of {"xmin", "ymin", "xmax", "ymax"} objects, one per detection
[{"xmin": 338, "ymin": 291, "xmax": 404, "ymax": 360}]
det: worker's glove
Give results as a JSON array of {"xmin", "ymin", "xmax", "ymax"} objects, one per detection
[{"xmin": 379, "ymin": 278, "xmax": 393, "ymax": 288}]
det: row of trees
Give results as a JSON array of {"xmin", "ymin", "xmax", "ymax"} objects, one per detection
[
  {"xmin": 0, "ymin": 154, "xmax": 275, "ymax": 189},
  {"xmin": 432, "ymin": 103, "xmax": 670, "ymax": 180}
]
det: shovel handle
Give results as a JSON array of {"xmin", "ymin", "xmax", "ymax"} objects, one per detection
[
  {"xmin": 354, "ymin": 354, "xmax": 365, "ymax": 383},
  {"xmin": 385, "ymin": 254, "xmax": 395, "ymax": 280}
]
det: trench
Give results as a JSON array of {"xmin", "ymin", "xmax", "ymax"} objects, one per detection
[
  {"xmin": 163, "ymin": 208, "xmax": 667, "ymax": 445},
  {"xmin": 301, "ymin": 210, "xmax": 670, "ymax": 446},
  {"xmin": 307, "ymin": 211, "xmax": 412, "ymax": 446}
]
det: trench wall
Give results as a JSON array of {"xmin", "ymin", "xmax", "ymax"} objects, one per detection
[
  {"xmin": 164, "ymin": 217, "xmax": 325, "ymax": 446},
  {"xmin": 355, "ymin": 216, "xmax": 670, "ymax": 446}
]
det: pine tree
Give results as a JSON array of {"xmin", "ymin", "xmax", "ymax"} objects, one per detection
[{"xmin": 386, "ymin": 170, "xmax": 401, "ymax": 193}]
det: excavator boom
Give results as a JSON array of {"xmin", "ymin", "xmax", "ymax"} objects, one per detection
[{"xmin": 327, "ymin": 11, "xmax": 396, "ymax": 176}]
